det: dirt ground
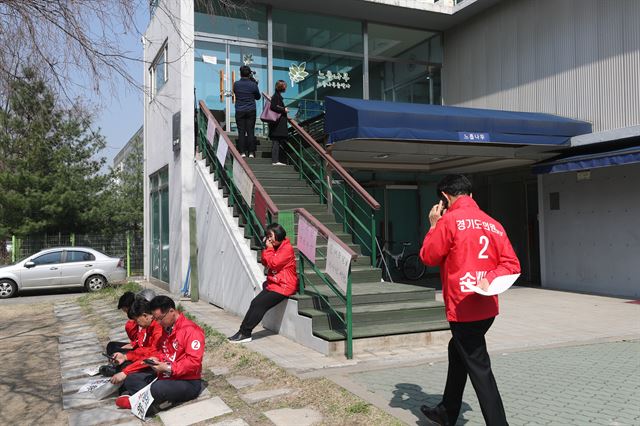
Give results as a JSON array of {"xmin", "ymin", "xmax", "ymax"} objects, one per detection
[{"xmin": 0, "ymin": 303, "xmax": 68, "ymax": 425}]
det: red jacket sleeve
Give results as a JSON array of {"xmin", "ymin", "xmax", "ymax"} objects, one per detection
[
  {"xmin": 170, "ymin": 325, "xmax": 205, "ymax": 380},
  {"xmin": 125, "ymin": 321, "xmax": 164, "ymax": 362},
  {"xmin": 125, "ymin": 320, "xmax": 138, "ymax": 345},
  {"xmin": 420, "ymin": 216, "xmax": 454, "ymax": 267},
  {"xmin": 261, "ymin": 242, "xmax": 295, "ymax": 271},
  {"xmin": 484, "ymin": 234, "xmax": 521, "ymax": 283}
]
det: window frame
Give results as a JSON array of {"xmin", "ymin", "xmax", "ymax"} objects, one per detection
[
  {"xmin": 149, "ymin": 40, "xmax": 168, "ymax": 100},
  {"xmin": 32, "ymin": 251, "xmax": 63, "ymax": 266}
]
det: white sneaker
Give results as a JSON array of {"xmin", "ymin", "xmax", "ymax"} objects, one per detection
[
  {"xmin": 273, "ymin": 162, "xmax": 286, "ymax": 166},
  {"xmin": 241, "ymin": 153, "xmax": 246, "ymax": 158},
  {"xmin": 249, "ymin": 154, "xmax": 255, "ymax": 158}
]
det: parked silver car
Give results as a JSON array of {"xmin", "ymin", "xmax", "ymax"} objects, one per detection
[{"xmin": 0, "ymin": 247, "xmax": 126, "ymax": 298}]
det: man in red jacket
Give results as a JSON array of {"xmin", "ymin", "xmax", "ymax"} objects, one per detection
[
  {"xmin": 115, "ymin": 296, "xmax": 205, "ymax": 412},
  {"xmin": 106, "ymin": 291, "xmax": 137, "ymax": 356},
  {"xmin": 109, "ymin": 298, "xmax": 164, "ymax": 385},
  {"xmin": 228, "ymin": 223, "xmax": 298, "ymax": 343},
  {"xmin": 419, "ymin": 174, "xmax": 520, "ymax": 426}
]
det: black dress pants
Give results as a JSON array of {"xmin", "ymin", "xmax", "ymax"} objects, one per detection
[
  {"xmin": 236, "ymin": 109, "xmax": 257, "ymax": 155},
  {"xmin": 440, "ymin": 317, "xmax": 508, "ymax": 426},
  {"xmin": 123, "ymin": 372, "xmax": 202, "ymax": 405},
  {"xmin": 239, "ymin": 289, "xmax": 286, "ymax": 336},
  {"xmin": 106, "ymin": 341, "xmax": 131, "ymax": 356},
  {"xmin": 270, "ymin": 137, "xmax": 287, "ymax": 163}
]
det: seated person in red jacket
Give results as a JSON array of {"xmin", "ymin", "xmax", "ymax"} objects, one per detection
[
  {"xmin": 115, "ymin": 296, "xmax": 205, "ymax": 413},
  {"xmin": 109, "ymin": 297, "xmax": 164, "ymax": 386},
  {"xmin": 106, "ymin": 291, "xmax": 137, "ymax": 356},
  {"xmin": 228, "ymin": 223, "xmax": 299, "ymax": 343}
]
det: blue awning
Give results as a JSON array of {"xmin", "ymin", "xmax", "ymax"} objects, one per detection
[
  {"xmin": 324, "ymin": 97, "xmax": 592, "ymax": 146},
  {"xmin": 533, "ymin": 145, "xmax": 640, "ymax": 174}
]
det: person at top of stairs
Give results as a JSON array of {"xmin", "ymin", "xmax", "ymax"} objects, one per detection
[
  {"xmin": 267, "ymin": 80, "xmax": 289, "ymax": 166},
  {"xmin": 233, "ymin": 65, "xmax": 260, "ymax": 158},
  {"xmin": 229, "ymin": 223, "xmax": 299, "ymax": 343}
]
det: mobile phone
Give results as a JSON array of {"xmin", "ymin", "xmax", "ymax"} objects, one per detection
[
  {"xmin": 438, "ymin": 194, "xmax": 449, "ymax": 211},
  {"xmin": 143, "ymin": 358, "xmax": 159, "ymax": 366}
]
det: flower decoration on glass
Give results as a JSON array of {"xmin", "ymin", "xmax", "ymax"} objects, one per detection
[{"xmin": 288, "ymin": 62, "xmax": 309, "ymax": 86}]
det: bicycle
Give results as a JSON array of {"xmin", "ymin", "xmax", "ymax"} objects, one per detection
[{"xmin": 376, "ymin": 241, "xmax": 427, "ymax": 281}]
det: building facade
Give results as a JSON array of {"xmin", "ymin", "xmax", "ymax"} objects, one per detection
[{"xmin": 144, "ymin": 0, "xmax": 639, "ymax": 297}]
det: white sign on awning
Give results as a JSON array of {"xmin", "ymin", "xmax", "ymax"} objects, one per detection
[
  {"xmin": 233, "ymin": 160, "xmax": 254, "ymax": 205},
  {"xmin": 325, "ymin": 237, "xmax": 351, "ymax": 294}
]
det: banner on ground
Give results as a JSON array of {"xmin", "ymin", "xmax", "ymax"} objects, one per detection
[
  {"xmin": 130, "ymin": 378, "xmax": 157, "ymax": 420},
  {"xmin": 326, "ymin": 237, "xmax": 351, "ymax": 294},
  {"xmin": 216, "ymin": 135, "xmax": 228, "ymax": 165},
  {"xmin": 296, "ymin": 215, "xmax": 318, "ymax": 263},
  {"xmin": 233, "ymin": 160, "xmax": 254, "ymax": 205}
]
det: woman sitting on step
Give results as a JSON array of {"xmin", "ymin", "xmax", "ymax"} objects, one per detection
[{"xmin": 228, "ymin": 223, "xmax": 298, "ymax": 343}]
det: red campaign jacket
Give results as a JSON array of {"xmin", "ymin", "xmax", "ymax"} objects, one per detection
[
  {"xmin": 156, "ymin": 314, "xmax": 205, "ymax": 380},
  {"xmin": 420, "ymin": 196, "xmax": 521, "ymax": 322},
  {"xmin": 122, "ymin": 320, "xmax": 164, "ymax": 375},
  {"xmin": 125, "ymin": 319, "xmax": 138, "ymax": 344},
  {"xmin": 261, "ymin": 238, "xmax": 299, "ymax": 297}
]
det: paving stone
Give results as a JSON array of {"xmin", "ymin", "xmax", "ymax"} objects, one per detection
[
  {"xmin": 240, "ymin": 388, "xmax": 293, "ymax": 404},
  {"xmin": 67, "ymin": 406, "xmax": 133, "ymax": 426},
  {"xmin": 211, "ymin": 419, "xmax": 250, "ymax": 426},
  {"xmin": 61, "ymin": 353, "xmax": 105, "ymax": 369},
  {"xmin": 62, "ymin": 376, "xmax": 99, "ymax": 394},
  {"xmin": 225, "ymin": 376, "xmax": 263, "ymax": 390},
  {"xmin": 62, "ymin": 363, "xmax": 104, "ymax": 380},
  {"xmin": 62, "ymin": 391, "xmax": 105, "ymax": 410},
  {"xmin": 59, "ymin": 332, "xmax": 97, "ymax": 344},
  {"xmin": 210, "ymin": 367, "xmax": 230, "ymax": 376},
  {"xmin": 158, "ymin": 397, "xmax": 232, "ymax": 425},
  {"xmin": 59, "ymin": 339, "xmax": 101, "ymax": 352},
  {"xmin": 60, "ymin": 324, "xmax": 94, "ymax": 333},
  {"xmin": 59, "ymin": 344, "xmax": 103, "ymax": 358},
  {"xmin": 263, "ymin": 408, "xmax": 323, "ymax": 426}
]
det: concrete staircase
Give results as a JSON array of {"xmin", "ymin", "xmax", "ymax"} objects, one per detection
[{"xmin": 244, "ymin": 138, "xmax": 449, "ymax": 347}]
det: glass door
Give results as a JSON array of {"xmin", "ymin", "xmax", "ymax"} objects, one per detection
[{"xmin": 195, "ymin": 40, "xmax": 267, "ymax": 134}]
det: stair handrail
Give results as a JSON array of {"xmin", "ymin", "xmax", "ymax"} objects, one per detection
[
  {"xmin": 294, "ymin": 208, "xmax": 355, "ymax": 359},
  {"xmin": 262, "ymin": 93, "xmax": 380, "ymax": 210},
  {"xmin": 199, "ymin": 100, "xmax": 279, "ymax": 219}
]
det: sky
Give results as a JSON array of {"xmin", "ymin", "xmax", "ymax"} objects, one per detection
[{"xmin": 88, "ymin": 5, "xmax": 149, "ymax": 169}]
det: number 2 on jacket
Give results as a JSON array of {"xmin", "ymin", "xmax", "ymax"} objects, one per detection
[{"xmin": 478, "ymin": 236, "xmax": 489, "ymax": 259}]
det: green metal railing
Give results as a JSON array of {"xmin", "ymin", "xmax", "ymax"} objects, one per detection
[
  {"xmin": 198, "ymin": 101, "xmax": 358, "ymax": 358},
  {"xmin": 274, "ymin": 106, "xmax": 381, "ymax": 267},
  {"xmin": 294, "ymin": 208, "xmax": 356, "ymax": 359},
  {"xmin": 197, "ymin": 101, "xmax": 279, "ymax": 246}
]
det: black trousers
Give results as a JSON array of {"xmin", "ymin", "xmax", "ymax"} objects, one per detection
[
  {"xmin": 236, "ymin": 109, "xmax": 257, "ymax": 155},
  {"xmin": 123, "ymin": 372, "xmax": 202, "ymax": 405},
  {"xmin": 106, "ymin": 341, "xmax": 130, "ymax": 356},
  {"xmin": 271, "ymin": 137, "xmax": 287, "ymax": 163},
  {"xmin": 440, "ymin": 317, "xmax": 508, "ymax": 426},
  {"xmin": 239, "ymin": 289, "xmax": 286, "ymax": 336}
]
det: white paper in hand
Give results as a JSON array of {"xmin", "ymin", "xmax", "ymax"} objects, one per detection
[{"xmin": 463, "ymin": 273, "xmax": 520, "ymax": 296}]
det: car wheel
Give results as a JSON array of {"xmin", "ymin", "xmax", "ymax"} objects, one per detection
[
  {"xmin": 0, "ymin": 279, "xmax": 18, "ymax": 298},
  {"xmin": 85, "ymin": 275, "xmax": 106, "ymax": 292}
]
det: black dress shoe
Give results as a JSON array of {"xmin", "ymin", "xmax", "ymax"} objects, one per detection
[{"xmin": 420, "ymin": 404, "xmax": 450, "ymax": 426}]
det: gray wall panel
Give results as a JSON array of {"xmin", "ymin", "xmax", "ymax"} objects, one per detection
[
  {"xmin": 444, "ymin": 0, "xmax": 640, "ymax": 132},
  {"xmin": 539, "ymin": 164, "xmax": 640, "ymax": 298}
]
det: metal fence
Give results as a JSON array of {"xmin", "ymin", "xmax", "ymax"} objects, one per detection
[{"xmin": 5, "ymin": 232, "xmax": 144, "ymax": 276}]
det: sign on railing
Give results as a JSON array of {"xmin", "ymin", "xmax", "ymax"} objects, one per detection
[
  {"xmin": 326, "ymin": 237, "xmax": 351, "ymax": 294},
  {"xmin": 297, "ymin": 215, "xmax": 318, "ymax": 263},
  {"xmin": 232, "ymin": 160, "xmax": 254, "ymax": 205}
]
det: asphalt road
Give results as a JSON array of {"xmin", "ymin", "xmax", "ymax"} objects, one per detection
[{"xmin": 1, "ymin": 287, "xmax": 84, "ymax": 305}]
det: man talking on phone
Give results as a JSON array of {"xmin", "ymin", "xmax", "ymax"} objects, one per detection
[
  {"xmin": 115, "ymin": 296, "xmax": 205, "ymax": 414},
  {"xmin": 419, "ymin": 174, "xmax": 520, "ymax": 426}
]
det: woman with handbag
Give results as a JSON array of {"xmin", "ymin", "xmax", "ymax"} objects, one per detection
[{"xmin": 268, "ymin": 80, "xmax": 289, "ymax": 166}]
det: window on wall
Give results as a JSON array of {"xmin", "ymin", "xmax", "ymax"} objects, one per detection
[
  {"xmin": 150, "ymin": 168, "xmax": 169, "ymax": 283},
  {"xmin": 150, "ymin": 41, "xmax": 168, "ymax": 99},
  {"xmin": 368, "ymin": 24, "xmax": 442, "ymax": 105},
  {"xmin": 194, "ymin": 3, "xmax": 267, "ymax": 40}
]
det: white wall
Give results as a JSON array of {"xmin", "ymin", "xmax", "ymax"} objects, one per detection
[
  {"xmin": 538, "ymin": 163, "xmax": 640, "ymax": 298},
  {"xmin": 443, "ymin": 0, "xmax": 640, "ymax": 132},
  {"xmin": 143, "ymin": 0, "xmax": 195, "ymax": 292}
]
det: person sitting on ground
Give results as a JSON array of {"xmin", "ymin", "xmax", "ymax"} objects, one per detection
[
  {"xmin": 109, "ymin": 297, "xmax": 165, "ymax": 386},
  {"xmin": 228, "ymin": 223, "xmax": 298, "ymax": 343},
  {"xmin": 115, "ymin": 295, "xmax": 205, "ymax": 413},
  {"xmin": 106, "ymin": 291, "xmax": 137, "ymax": 356}
]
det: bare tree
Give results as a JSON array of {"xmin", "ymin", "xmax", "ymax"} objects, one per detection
[{"xmin": 0, "ymin": 0, "xmax": 144, "ymax": 102}]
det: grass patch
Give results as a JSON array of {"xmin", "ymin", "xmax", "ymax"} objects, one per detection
[
  {"xmin": 77, "ymin": 281, "xmax": 142, "ymax": 306},
  {"xmin": 346, "ymin": 401, "xmax": 370, "ymax": 414}
]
